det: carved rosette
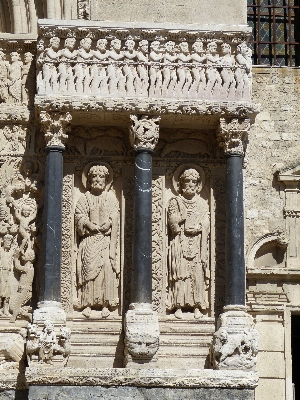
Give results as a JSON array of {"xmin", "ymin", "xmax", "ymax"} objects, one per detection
[
  {"xmin": 212, "ymin": 306, "xmax": 259, "ymax": 371},
  {"xmin": 217, "ymin": 118, "xmax": 250, "ymax": 156},
  {"xmin": 40, "ymin": 111, "xmax": 72, "ymax": 148},
  {"xmin": 129, "ymin": 115, "xmax": 160, "ymax": 151}
]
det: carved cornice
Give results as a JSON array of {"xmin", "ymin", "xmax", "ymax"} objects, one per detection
[
  {"xmin": 35, "ymin": 97, "xmax": 260, "ymax": 118},
  {"xmin": 40, "ymin": 111, "xmax": 72, "ymax": 148},
  {"xmin": 217, "ymin": 117, "xmax": 250, "ymax": 156},
  {"xmin": 284, "ymin": 208, "xmax": 300, "ymax": 218},
  {"xmin": 0, "ymin": 38, "xmax": 36, "ymax": 53},
  {"xmin": 130, "ymin": 115, "xmax": 160, "ymax": 151}
]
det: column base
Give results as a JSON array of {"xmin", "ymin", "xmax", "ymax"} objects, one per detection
[
  {"xmin": 32, "ymin": 301, "xmax": 66, "ymax": 325},
  {"xmin": 124, "ymin": 303, "xmax": 159, "ymax": 368},
  {"xmin": 212, "ymin": 305, "xmax": 259, "ymax": 371}
]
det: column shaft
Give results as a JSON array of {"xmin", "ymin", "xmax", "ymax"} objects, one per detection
[
  {"xmin": 225, "ymin": 153, "xmax": 245, "ymax": 306},
  {"xmin": 40, "ymin": 146, "xmax": 64, "ymax": 302},
  {"xmin": 131, "ymin": 150, "xmax": 152, "ymax": 304}
]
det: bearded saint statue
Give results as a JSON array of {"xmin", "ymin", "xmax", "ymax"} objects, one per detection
[{"xmin": 75, "ymin": 164, "xmax": 120, "ymax": 318}]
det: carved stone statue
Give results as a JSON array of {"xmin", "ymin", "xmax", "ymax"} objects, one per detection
[
  {"xmin": 167, "ymin": 167, "xmax": 210, "ymax": 319},
  {"xmin": 0, "ymin": 234, "xmax": 14, "ymax": 316},
  {"xmin": 75, "ymin": 164, "xmax": 120, "ymax": 318},
  {"xmin": 39, "ymin": 320, "xmax": 56, "ymax": 365}
]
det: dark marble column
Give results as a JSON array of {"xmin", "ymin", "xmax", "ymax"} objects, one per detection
[
  {"xmin": 218, "ymin": 118, "xmax": 250, "ymax": 307},
  {"xmin": 212, "ymin": 118, "xmax": 259, "ymax": 372},
  {"xmin": 33, "ymin": 111, "xmax": 71, "ymax": 323},
  {"xmin": 124, "ymin": 114, "xmax": 160, "ymax": 367},
  {"xmin": 131, "ymin": 149, "xmax": 153, "ymax": 304}
]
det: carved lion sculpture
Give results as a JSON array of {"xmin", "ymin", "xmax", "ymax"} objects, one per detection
[
  {"xmin": 54, "ymin": 326, "xmax": 71, "ymax": 367},
  {"xmin": 26, "ymin": 323, "xmax": 39, "ymax": 364}
]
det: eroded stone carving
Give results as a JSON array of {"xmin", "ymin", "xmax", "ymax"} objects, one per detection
[
  {"xmin": 26, "ymin": 321, "xmax": 71, "ymax": 367},
  {"xmin": 218, "ymin": 118, "xmax": 250, "ymax": 155},
  {"xmin": 0, "ymin": 49, "xmax": 35, "ymax": 105},
  {"xmin": 167, "ymin": 166, "xmax": 210, "ymax": 319},
  {"xmin": 75, "ymin": 163, "xmax": 120, "ymax": 318},
  {"xmin": 40, "ymin": 111, "xmax": 72, "ymax": 148},
  {"xmin": 130, "ymin": 114, "xmax": 160, "ymax": 151},
  {"xmin": 36, "ymin": 30, "xmax": 252, "ymax": 101},
  {"xmin": 0, "ymin": 125, "xmax": 27, "ymax": 154},
  {"xmin": 0, "ymin": 159, "xmax": 42, "ymax": 322},
  {"xmin": 124, "ymin": 303, "xmax": 159, "ymax": 367},
  {"xmin": 212, "ymin": 307, "xmax": 259, "ymax": 370}
]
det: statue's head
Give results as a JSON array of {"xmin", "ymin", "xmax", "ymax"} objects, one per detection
[
  {"xmin": 87, "ymin": 165, "xmax": 109, "ymax": 194},
  {"xmin": 96, "ymin": 38, "xmax": 108, "ymax": 50},
  {"xmin": 80, "ymin": 37, "xmax": 92, "ymax": 51},
  {"xmin": 50, "ymin": 37, "xmax": 60, "ymax": 50},
  {"xmin": 3, "ymin": 234, "xmax": 13, "ymax": 249},
  {"xmin": 65, "ymin": 38, "xmax": 76, "ymax": 50},
  {"xmin": 207, "ymin": 41, "xmax": 217, "ymax": 54},
  {"xmin": 179, "ymin": 168, "xmax": 201, "ymax": 199}
]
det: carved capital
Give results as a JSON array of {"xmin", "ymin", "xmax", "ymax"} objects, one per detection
[
  {"xmin": 40, "ymin": 112, "xmax": 72, "ymax": 148},
  {"xmin": 129, "ymin": 115, "xmax": 160, "ymax": 151},
  {"xmin": 218, "ymin": 118, "xmax": 250, "ymax": 156}
]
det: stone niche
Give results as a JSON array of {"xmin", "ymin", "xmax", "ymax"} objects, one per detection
[{"xmin": 57, "ymin": 121, "xmax": 226, "ymax": 369}]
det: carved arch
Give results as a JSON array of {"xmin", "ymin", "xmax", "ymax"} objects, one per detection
[{"xmin": 247, "ymin": 231, "xmax": 289, "ymax": 269}]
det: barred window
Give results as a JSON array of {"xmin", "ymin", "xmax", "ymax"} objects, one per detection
[{"xmin": 247, "ymin": 0, "xmax": 300, "ymax": 66}]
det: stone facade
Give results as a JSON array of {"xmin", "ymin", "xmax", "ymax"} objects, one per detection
[{"xmin": 0, "ymin": 1, "xmax": 298, "ymax": 400}]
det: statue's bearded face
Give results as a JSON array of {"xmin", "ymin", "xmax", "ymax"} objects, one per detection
[
  {"xmin": 90, "ymin": 171, "xmax": 106, "ymax": 194},
  {"xmin": 180, "ymin": 169, "xmax": 200, "ymax": 199}
]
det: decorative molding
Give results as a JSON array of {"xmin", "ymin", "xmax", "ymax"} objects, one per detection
[
  {"xmin": 217, "ymin": 117, "xmax": 250, "ymax": 155},
  {"xmin": 40, "ymin": 111, "xmax": 72, "ymax": 148},
  {"xmin": 130, "ymin": 114, "xmax": 160, "ymax": 151},
  {"xmin": 25, "ymin": 367, "xmax": 259, "ymax": 388},
  {"xmin": 35, "ymin": 97, "xmax": 260, "ymax": 118}
]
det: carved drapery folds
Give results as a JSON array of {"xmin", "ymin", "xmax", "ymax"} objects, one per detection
[
  {"xmin": 36, "ymin": 25, "xmax": 252, "ymax": 102},
  {"xmin": 217, "ymin": 118, "xmax": 250, "ymax": 155},
  {"xmin": 167, "ymin": 165, "xmax": 210, "ymax": 319},
  {"xmin": 130, "ymin": 114, "xmax": 160, "ymax": 151},
  {"xmin": 74, "ymin": 163, "xmax": 120, "ymax": 318},
  {"xmin": 0, "ymin": 40, "xmax": 36, "ymax": 106},
  {"xmin": 40, "ymin": 111, "xmax": 72, "ymax": 148}
]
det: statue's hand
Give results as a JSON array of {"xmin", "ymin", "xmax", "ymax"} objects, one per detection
[
  {"xmin": 185, "ymin": 226, "xmax": 201, "ymax": 235},
  {"xmin": 86, "ymin": 221, "xmax": 100, "ymax": 233},
  {"xmin": 99, "ymin": 220, "xmax": 111, "ymax": 232}
]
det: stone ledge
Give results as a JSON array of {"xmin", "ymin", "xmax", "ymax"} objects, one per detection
[
  {"xmin": 35, "ymin": 97, "xmax": 260, "ymax": 118},
  {"xmin": 25, "ymin": 367, "xmax": 258, "ymax": 389}
]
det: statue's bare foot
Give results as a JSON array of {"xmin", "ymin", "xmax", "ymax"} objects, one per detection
[
  {"xmin": 194, "ymin": 308, "xmax": 203, "ymax": 319},
  {"xmin": 102, "ymin": 307, "xmax": 110, "ymax": 319},
  {"xmin": 82, "ymin": 307, "xmax": 91, "ymax": 318},
  {"xmin": 174, "ymin": 308, "xmax": 183, "ymax": 319}
]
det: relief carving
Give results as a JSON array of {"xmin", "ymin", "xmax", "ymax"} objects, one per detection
[
  {"xmin": 218, "ymin": 118, "xmax": 250, "ymax": 155},
  {"xmin": 26, "ymin": 321, "xmax": 71, "ymax": 366},
  {"xmin": 130, "ymin": 114, "xmax": 160, "ymax": 151},
  {"xmin": 0, "ymin": 159, "xmax": 42, "ymax": 322},
  {"xmin": 167, "ymin": 166, "xmax": 210, "ymax": 319},
  {"xmin": 36, "ymin": 32, "xmax": 252, "ymax": 101},
  {"xmin": 0, "ymin": 125, "xmax": 27, "ymax": 155},
  {"xmin": 75, "ymin": 163, "xmax": 120, "ymax": 318},
  {"xmin": 40, "ymin": 111, "xmax": 72, "ymax": 148},
  {"xmin": 0, "ymin": 49, "xmax": 35, "ymax": 106}
]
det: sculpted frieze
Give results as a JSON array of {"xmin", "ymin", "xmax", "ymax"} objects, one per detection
[
  {"xmin": 36, "ymin": 32, "xmax": 252, "ymax": 102},
  {"xmin": 0, "ymin": 124, "xmax": 28, "ymax": 155},
  {"xmin": 74, "ymin": 163, "xmax": 120, "ymax": 319},
  {"xmin": 0, "ymin": 159, "xmax": 42, "ymax": 322},
  {"xmin": 167, "ymin": 165, "xmax": 210, "ymax": 319}
]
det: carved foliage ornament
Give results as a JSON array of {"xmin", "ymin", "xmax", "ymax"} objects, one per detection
[
  {"xmin": 217, "ymin": 118, "xmax": 250, "ymax": 155},
  {"xmin": 130, "ymin": 114, "xmax": 160, "ymax": 151},
  {"xmin": 40, "ymin": 111, "xmax": 72, "ymax": 148}
]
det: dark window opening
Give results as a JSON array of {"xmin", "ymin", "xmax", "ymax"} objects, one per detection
[
  {"xmin": 291, "ymin": 315, "xmax": 300, "ymax": 399},
  {"xmin": 247, "ymin": 0, "xmax": 300, "ymax": 66}
]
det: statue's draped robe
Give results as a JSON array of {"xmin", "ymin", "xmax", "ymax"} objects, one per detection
[
  {"xmin": 75, "ymin": 190, "xmax": 119, "ymax": 308},
  {"xmin": 167, "ymin": 194, "xmax": 210, "ymax": 310}
]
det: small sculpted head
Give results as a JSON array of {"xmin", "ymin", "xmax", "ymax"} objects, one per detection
[
  {"xmin": 125, "ymin": 39, "xmax": 135, "ymax": 51},
  {"xmin": 65, "ymin": 38, "xmax": 76, "ymax": 50},
  {"xmin": 150, "ymin": 41, "xmax": 161, "ymax": 52},
  {"xmin": 88, "ymin": 165, "xmax": 109, "ymax": 195},
  {"xmin": 11, "ymin": 52, "xmax": 20, "ymax": 62},
  {"xmin": 3, "ymin": 234, "xmax": 13, "ymax": 250},
  {"xmin": 50, "ymin": 37, "xmax": 60, "ymax": 50},
  {"xmin": 192, "ymin": 40, "xmax": 204, "ymax": 53},
  {"xmin": 207, "ymin": 41, "xmax": 218, "ymax": 54},
  {"xmin": 80, "ymin": 37, "xmax": 92, "ymax": 51},
  {"xmin": 111, "ymin": 39, "xmax": 121, "ymax": 51},
  {"xmin": 24, "ymin": 52, "xmax": 34, "ymax": 64},
  {"xmin": 138, "ymin": 40, "xmax": 148, "ymax": 53},
  {"xmin": 179, "ymin": 168, "xmax": 201, "ymax": 199},
  {"xmin": 221, "ymin": 43, "xmax": 231, "ymax": 55},
  {"xmin": 179, "ymin": 41, "xmax": 189, "ymax": 53},
  {"xmin": 96, "ymin": 38, "xmax": 108, "ymax": 51},
  {"xmin": 165, "ymin": 41, "xmax": 175, "ymax": 53}
]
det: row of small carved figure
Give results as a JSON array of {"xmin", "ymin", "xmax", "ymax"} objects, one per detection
[
  {"xmin": 0, "ymin": 51, "xmax": 35, "ymax": 105},
  {"xmin": 26, "ymin": 321, "xmax": 71, "ymax": 366},
  {"xmin": 37, "ymin": 37, "xmax": 252, "ymax": 100}
]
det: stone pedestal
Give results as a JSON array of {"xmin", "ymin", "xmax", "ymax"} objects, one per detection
[
  {"xmin": 124, "ymin": 303, "xmax": 159, "ymax": 367},
  {"xmin": 212, "ymin": 305, "xmax": 259, "ymax": 370}
]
